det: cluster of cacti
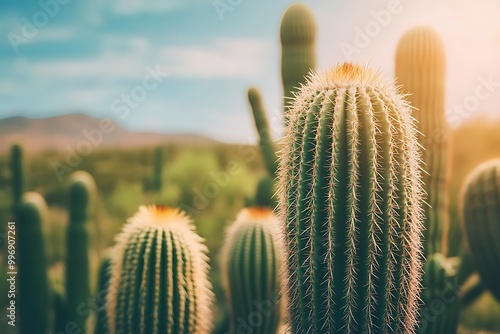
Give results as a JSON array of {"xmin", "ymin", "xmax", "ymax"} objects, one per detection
[
  {"xmin": 65, "ymin": 171, "xmax": 96, "ymax": 332},
  {"xmin": 460, "ymin": 159, "xmax": 500, "ymax": 302},
  {"xmin": 279, "ymin": 63, "xmax": 424, "ymax": 333},
  {"xmin": 17, "ymin": 192, "xmax": 50, "ymax": 334},
  {"xmin": 221, "ymin": 208, "xmax": 283, "ymax": 334},
  {"xmin": 106, "ymin": 205, "xmax": 213, "ymax": 334}
]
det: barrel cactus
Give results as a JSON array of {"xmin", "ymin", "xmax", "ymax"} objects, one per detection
[
  {"xmin": 221, "ymin": 208, "xmax": 283, "ymax": 334},
  {"xmin": 106, "ymin": 205, "xmax": 213, "ymax": 334},
  {"xmin": 280, "ymin": 3, "xmax": 316, "ymax": 123},
  {"xmin": 279, "ymin": 63, "xmax": 424, "ymax": 333},
  {"xmin": 395, "ymin": 25, "xmax": 450, "ymax": 257},
  {"xmin": 461, "ymin": 159, "xmax": 500, "ymax": 302},
  {"xmin": 17, "ymin": 192, "xmax": 50, "ymax": 334},
  {"xmin": 66, "ymin": 171, "xmax": 96, "ymax": 332}
]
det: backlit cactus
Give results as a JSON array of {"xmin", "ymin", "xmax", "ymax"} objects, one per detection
[
  {"xmin": 248, "ymin": 87, "xmax": 278, "ymax": 176},
  {"xmin": 395, "ymin": 25, "xmax": 450, "ymax": 257},
  {"xmin": 17, "ymin": 192, "xmax": 50, "ymax": 334},
  {"xmin": 280, "ymin": 3, "xmax": 316, "ymax": 123},
  {"xmin": 66, "ymin": 171, "xmax": 96, "ymax": 333},
  {"xmin": 279, "ymin": 63, "xmax": 424, "ymax": 333},
  {"xmin": 461, "ymin": 159, "xmax": 500, "ymax": 302},
  {"xmin": 221, "ymin": 208, "xmax": 283, "ymax": 334},
  {"xmin": 107, "ymin": 206, "xmax": 213, "ymax": 334}
]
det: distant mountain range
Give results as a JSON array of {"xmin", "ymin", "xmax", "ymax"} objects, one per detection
[{"xmin": 0, "ymin": 113, "xmax": 216, "ymax": 154}]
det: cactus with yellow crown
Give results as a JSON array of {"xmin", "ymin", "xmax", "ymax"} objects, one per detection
[
  {"xmin": 279, "ymin": 63, "xmax": 424, "ymax": 333},
  {"xmin": 106, "ymin": 206, "xmax": 213, "ymax": 334}
]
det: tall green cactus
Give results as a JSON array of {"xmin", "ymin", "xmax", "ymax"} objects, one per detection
[
  {"xmin": 248, "ymin": 88, "xmax": 278, "ymax": 176},
  {"xmin": 461, "ymin": 159, "xmax": 500, "ymax": 302},
  {"xmin": 94, "ymin": 252, "xmax": 112, "ymax": 334},
  {"xmin": 17, "ymin": 192, "xmax": 50, "ymax": 334},
  {"xmin": 280, "ymin": 3, "xmax": 316, "ymax": 123},
  {"xmin": 106, "ymin": 205, "xmax": 213, "ymax": 334},
  {"xmin": 254, "ymin": 174, "xmax": 276, "ymax": 209},
  {"xmin": 395, "ymin": 25, "xmax": 450, "ymax": 257},
  {"xmin": 153, "ymin": 146, "xmax": 163, "ymax": 192},
  {"xmin": 10, "ymin": 143, "xmax": 25, "ymax": 209},
  {"xmin": 66, "ymin": 171, "xmax": 96, "ymax": 333},
  {"xmin": 221, "ymin": 208, "xmax": 283, "ymax": 334},
  {"xmin": 279, "ymin": 63, "xmax": 424, "ymax": 333}
]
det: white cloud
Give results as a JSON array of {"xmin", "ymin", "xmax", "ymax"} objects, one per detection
[{"xmin": 159, "ymin": 38, "xmax": 272, "ymax": 78}]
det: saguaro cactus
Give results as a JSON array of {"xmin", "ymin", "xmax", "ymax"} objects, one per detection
[
  {"xmin": 221, "ymin": 208, "xmax": 283, "ymax": 334},
  {"xmin": 461, "ymin": 159, "xmax": 500, "ymax": 301},
  {"xmin": 153, "ymin": 146, "xmax": 163, "ymax": 192},
  {"xmin": 10, "ymin": 143, "xmax": 25, "ymax": 209},
  {"xmin": 279, "ymin": 63, "xmax": 424, "ymax": 333},
  {"xmin": 395, "ymin": 25, "xmax": 450, "ymax": 257},
  {"xmin": 107, "ymin": 206, "xmax": 213, "ymax": 334},
  {"xmin": 280, "ymin": 3, "xmax": 316, "ymax": 123},
  {"xmin": 66, "ymin": 171, "xmax": 96, "ymax": 333},
  {"xmin": 17, "ymin": 192, "xmax": 50, "ymax": 334}
]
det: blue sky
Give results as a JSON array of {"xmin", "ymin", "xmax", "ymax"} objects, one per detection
[{"xmin": 1, "ymin": 0, "xmax": 500, "ymax": 143}]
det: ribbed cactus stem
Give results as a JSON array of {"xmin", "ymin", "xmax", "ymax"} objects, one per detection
[
  {"xmin": 248, "ymin": 87, "xmax": 278, "ymax": 176},
  {"xmin": 66, "ymin": 171, "xmax": 96, "ymax": 332},
  {"xmin": 280, "ymin": 3, "xmax": 316, "ymax": 124},
  {"xmin": 461, "ymin": 159, "xmax": 500, "ymax": 301},
  {"xmin": 279, "ymin": 63, "xmax": 424, "ymax": 333},
  {"xmin": 395, "ymin": 26, "xmax": 450, "ymax": 257},
  {"xmin": 17, "ymin": 192, "xmax": 50, "ymax": 334},
  {"xmin": 94, "ymin": 252, "xmax": 112, "ymax": 334},
  {"xmin": 107, "ymin": 206, "xmax": 213, "ymax": 334},
  {"xmin": 10, "ymin": 143, "xmax": 25, "ymax": 209},
  {"xmin": 221, "ymin": 208, "xmax": 283, "ymax": 334}
]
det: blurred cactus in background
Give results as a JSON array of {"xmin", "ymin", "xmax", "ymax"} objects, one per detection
[
  {"xmin": 461, "ymin": 159, "xmax": 500, "ymax": 302},
  {"xmin": 66, "ymin": 171, "xmax": 96, "ymax": 333},
  {"xmin": 221, "ymin": 208, "xmax": 283, "ymax": 334},
  {"xmin": 17, "ymin": 192, "xmax": 50, "ymax": 334},
  {"xmin": 106, "ymin": 205, "xmax": 213, "ymax": 334},
  {"xmin": 152, "ymin": 146, "xmax": 163, "ymax": 192},
  {"xmin": 279, "ymin": 63, "xmax": 424, "ymax": 333},
  {"xmin": 280, "ymin": 3, "xmax": 317, "ymax": 124},
  {"xmin": 254, "ymin": 174, "xmax": 277, "ymax": 209},
  {"xmin": 10, "ymin": 143, "xmax": 25, "ymax": 210}
]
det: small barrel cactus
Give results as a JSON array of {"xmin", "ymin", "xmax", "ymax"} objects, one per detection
[
  {"xmin": 280, "ymin": 3, "xmax": 316, "ymax": 123},
  {"xmin": 221, "ymin": 208, "xmax": 283, "ymax": 334},
  {"xmin": 17, "ymin": 192, "xmax": 50, "ymax": 334},
  {"xmin": 461, "ymin": 159, "xmax": 500, "ymax": 301},
  {"xmin": 107, "ymin": 205, "xmax": 213, "ymax": 334},
  {"xmin": 66, "ymin": 171, "xmax": 96, "ymax": 333},
  {"xmin": 279, "ymin": 63, "xmax": 424, "ymax": 333}
]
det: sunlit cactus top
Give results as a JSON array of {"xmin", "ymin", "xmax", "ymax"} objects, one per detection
[{"xmin": 107, "ymin": 205, "xmax": 213, "ymax": 334}]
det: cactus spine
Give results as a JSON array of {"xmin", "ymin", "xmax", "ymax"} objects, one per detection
[
  {"xmin": 461, "ymin": 159, "xmax": 500, "ymax": 301},
  {"xmin": 94, "ymin": 253, "xmax": 112, "ymax": 334},
  {"xmin": 395, "ymin": 26, "xmax": 450, "ymax": 257},
  {"xmin": 280, "ymin": 3, "xmax": 316, "ymax": 124},
  {"xmin": 107, "ymin": 206, "xmax": 213, "ymax": 334},
  {"xmin": 279, "ymin": 63, "xmax": 424, "ymax": 333},
  {"xmin": 65, "ymin": 171, "xmax": 96, "ymax": 332},
  {"xmin": 17, "ymin": 192, "xmax": 50, "ymax": 334},
  {"xmin": 221, "ymin": 208, "xmax": 283, "ymax": 334}
]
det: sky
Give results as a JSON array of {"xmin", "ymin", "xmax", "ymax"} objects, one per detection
[{"xmin": 1, "ymin": 0, "xmax": 500, "ymax": 143}]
